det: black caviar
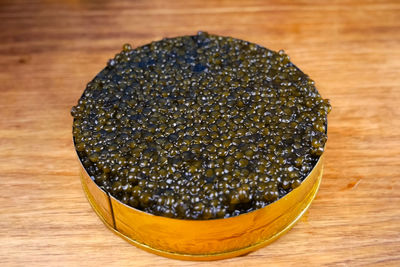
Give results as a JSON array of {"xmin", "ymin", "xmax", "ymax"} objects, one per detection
[{"xmin": 72, "ymin": 32, "xmax": 331, "ymax": 220}]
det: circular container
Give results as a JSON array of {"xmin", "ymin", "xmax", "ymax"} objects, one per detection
[{"xmin": 77, "ymin": 146, "xmax": 323, "ymax": 261}]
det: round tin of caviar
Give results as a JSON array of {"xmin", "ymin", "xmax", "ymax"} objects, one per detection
[{"xmin": 72, "ymin": 32, "xmax": 330, "ymax": 260}]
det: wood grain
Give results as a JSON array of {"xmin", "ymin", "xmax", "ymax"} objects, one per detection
[{"xmin": 0, "ymin": 0, "xmax": 399, "ymax": 266}]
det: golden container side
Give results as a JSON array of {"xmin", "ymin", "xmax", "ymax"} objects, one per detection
[
  {"xmin": 79, "ymin": 152, "xmax": 323, "ymax": 261},
  {"xmin": 80, "ymin": 165, "xmax": 114, "ymax": 227}
]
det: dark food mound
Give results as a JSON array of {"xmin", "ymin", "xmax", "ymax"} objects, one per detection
[{"xmin": 71, "ymin": 32, "xmax": 331, "ymax": 220}]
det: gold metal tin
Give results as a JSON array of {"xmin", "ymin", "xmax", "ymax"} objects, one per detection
[{"xmin": 78, "ymin": 153, "xmax": 323, "ymax": 261}]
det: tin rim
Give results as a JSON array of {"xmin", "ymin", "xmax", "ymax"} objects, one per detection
[{"xmin": 77, "ymin": 143, "xmax": 323, "ymax": 260}]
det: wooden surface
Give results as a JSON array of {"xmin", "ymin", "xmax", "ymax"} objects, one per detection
[{"xmin": 1, "ymin": 0, "xmax": 399, "ymax": 266}]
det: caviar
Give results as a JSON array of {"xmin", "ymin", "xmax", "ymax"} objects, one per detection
[{"xmin": 72, "ymin": 32, "xmax": 331, "ymax": 220}]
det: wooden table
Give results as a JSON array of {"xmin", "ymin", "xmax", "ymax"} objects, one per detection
[{"xmin": 1, "ymin": 0, "xmax": 399, "ymax": 266}]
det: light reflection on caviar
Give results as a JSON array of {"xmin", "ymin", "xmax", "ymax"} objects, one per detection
[{"xmin": 72, "ymin": 32, "xmax": 331, "ymax": 220}]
